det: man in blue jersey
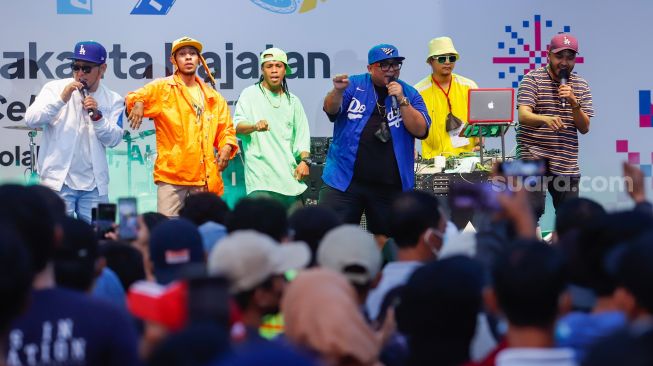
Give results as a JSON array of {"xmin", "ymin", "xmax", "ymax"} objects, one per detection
[
  {"xmin": 516, "ymin": 33, "xmax": 594, "ymax": 217},
  {"xmin": 320, "ymin": 44, "xmax": 430, "ymax": 237}
]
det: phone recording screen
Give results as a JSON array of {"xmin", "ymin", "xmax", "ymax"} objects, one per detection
[
  {"xmin": 500, "ymin": 160, "xmax": 546, "ymax": 177},
  {"xmin": 97, "ymin": 203, "xmax": 116, "ymax": 222},
  {"xmin": 95, "ymin": 203, "xmax": 117, "ymax": 237},
  {"xmin": 118, "ymin": 198, "xmax": 138, "ymax": 241}
]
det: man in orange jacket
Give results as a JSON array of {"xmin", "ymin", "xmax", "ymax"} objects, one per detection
[{"xmin": 126, "ymin": 36, "xmax": 238, "ymax": 217}]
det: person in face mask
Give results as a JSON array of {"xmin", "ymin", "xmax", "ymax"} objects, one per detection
[{"xmin": 364, "ymin": 190, "xmax": 446, "ymax": 323}]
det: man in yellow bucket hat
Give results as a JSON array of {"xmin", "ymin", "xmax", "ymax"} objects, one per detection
[
  {"xmin": 414, "ymin": 36, "xmax": 480, "ymax": 159},
  {"xmin": 125, "ymin": 36, "xmax": 238, "ymax": 217},
  {"xmin": 233, "ymin": 47, "xmax": 311, "ymax": 209}
]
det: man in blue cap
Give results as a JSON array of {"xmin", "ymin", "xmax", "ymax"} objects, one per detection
[
  {"xmin": 25, "ymin": 40, "xmax": 124, "ymax": 223},
  {"xmin": 149, "ymin": 218, "xmax": 205, "ymax": 285},
  {"xmin": 320, "ymin": 44, "xmax": 430, "ymax": 239}
]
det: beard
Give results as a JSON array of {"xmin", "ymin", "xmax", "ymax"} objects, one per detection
[
  {"xmin": 178, "ymin": 68, "xmax": 196, "ymax": 76},
  {"xmin": 173, "ymin": 61, "xmax": 198, "ymax": 76},
  {"xmin": 548, "ymin": 62, "xmax": 572, "ymax": 77}
]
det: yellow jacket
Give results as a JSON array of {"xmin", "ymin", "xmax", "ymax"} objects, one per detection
[{"xmin": 126, "ymin": 74, "xmax": 238, "ymax": 194}]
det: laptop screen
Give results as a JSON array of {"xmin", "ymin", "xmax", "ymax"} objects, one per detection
[{"xmin": 467, "ymin": 88, "xmax": 514, "ymax": 123}]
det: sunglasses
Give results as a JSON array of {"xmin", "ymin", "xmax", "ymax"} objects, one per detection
[
  {"xmin": 433, "ymin": 55, "xmax": 457, "ymax": 64},
  {"xmin": 377, "ymin": 62, "xmax": 403, "ymax": 72},
  {"xmin": 71, "ymin": 64, "xmax": 99, "ymax": 74}
]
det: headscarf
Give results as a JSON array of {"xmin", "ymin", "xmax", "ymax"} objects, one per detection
[{"xmin": 281, "ymin": 268, "xmax": 381, "ymax": 366}]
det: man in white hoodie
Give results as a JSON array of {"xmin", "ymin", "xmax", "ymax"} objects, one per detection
[{"xmin": 25, "ymin": 41, "xmax": 124, "ymax": 223}]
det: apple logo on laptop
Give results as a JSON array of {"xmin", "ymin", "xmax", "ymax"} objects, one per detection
[{"xmin": 487, "ymin": 101, "xmax": 495, "ymax": 109}]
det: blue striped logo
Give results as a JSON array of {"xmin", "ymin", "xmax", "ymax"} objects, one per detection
[{"xmin": 131, "ymin": 0, "xmax": 176, "ymax": 15}]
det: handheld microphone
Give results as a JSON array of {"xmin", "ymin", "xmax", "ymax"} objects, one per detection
[
  {"xmin": 388, "ymin": 75, "xmax": 398, "ymax": 112},
  {"xmin": 79, "ymin": 81, "xmax": 96, "ymax": 119},
  {"xmin": 559, "ymin": 69, "xmax": 569, "ymax": 109}
]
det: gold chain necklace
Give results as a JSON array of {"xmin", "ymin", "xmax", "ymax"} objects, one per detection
[
  {"xmin": 376, "ymin": 101, "xmax": 386, "ymax": 118},
  {"xmin": 373, "ymin": 86, "xmax": 387, "ymax": 120},
  {"xmin": 261, "ymin": 86, "xmax": 281, "ymax": 108},
  {"xmin": 187, "ymin": 84, "xmax": 204, "ymax": 124}
]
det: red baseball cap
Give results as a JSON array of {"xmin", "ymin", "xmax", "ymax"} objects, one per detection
[
  {"xmin": 549, "ymin": 33, "xmax": 579, "ymax": 53},
  {"xmin": 127, "ymin": 279, "xmax": 243, "ymax": 333},
  {"xmin": 127, "ymin": 280, "xmax": 188, "ymax": 331}
]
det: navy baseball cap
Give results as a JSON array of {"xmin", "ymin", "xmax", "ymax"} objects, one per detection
[
  {"xmin": 150, "ymin": 219, "xmax": 205, "ymax": 285},
  {"xmin": 68, "ymin": 41, "xmax": 107, "ymax": 64},
  {"xmin": 368, "ymin": 43, "xmax": 405, "ymax": 65}
]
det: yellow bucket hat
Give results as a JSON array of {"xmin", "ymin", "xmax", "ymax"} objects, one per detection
[
  {"xmin": 426, "ymin": 37, "xmax": 459, "ymax": 63},
  {"xmin": 260, "ymin": 47, "xmax": 292, "ymax": 76},
  {"xmin": 171, "ymin": 36, "xmax": 216, "ymax": 86}
]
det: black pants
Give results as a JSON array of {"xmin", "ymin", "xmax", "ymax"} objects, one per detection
[
  {"xmin": 531, "ymin": 175, "xmax": 580, "ymax": 219},
  {"xmin": 318, "ymin": 181, "xmax": 400, "ymax": 236}
]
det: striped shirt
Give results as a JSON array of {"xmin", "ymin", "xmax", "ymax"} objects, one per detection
[{"xmin": 516, "ymin": 67, "xmax": 594, "ymax": 176}]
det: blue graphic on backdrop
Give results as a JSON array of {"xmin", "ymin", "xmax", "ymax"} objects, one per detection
[
  {"xmin": 250, "ymin": 0, "xmax": 298, "ymax": 14},
  {"xmin": 250, "ymin": 0, "xmax": 325, "ymax": 14},
  {"xmin": 57, "ymin": 0, "xmax": 92, "ymax": 14},
  {"xmin": 131, "ymin": 0, "xmax": 176, "ymax": 15}
]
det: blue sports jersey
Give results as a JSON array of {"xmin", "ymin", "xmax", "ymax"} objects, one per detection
[{"xmin": 323, "ymin": 73, "xmax": 431, "ymax": 192}]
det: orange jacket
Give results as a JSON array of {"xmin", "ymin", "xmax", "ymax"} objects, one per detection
[{"xmin": 126, "ymin": 74, "xmax": 238, "ymax": 195}]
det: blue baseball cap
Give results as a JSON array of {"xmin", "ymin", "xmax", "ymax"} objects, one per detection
[
  {"xmin": 149, "ymin": 218, "xmax": 205, "ymax": 285},
  {"xmin": 368, "ymin": 43, "xmax": 405, "ymax": 65},
  {"xmin": 68, "ymin": 41, "xmax": 107, "ymax": 64}
]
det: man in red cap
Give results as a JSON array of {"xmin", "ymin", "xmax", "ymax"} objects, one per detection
[
  {"xmin": 516, "ymin": 33, "xmax": 594, "ymax": 218},
  {"xmin": 125, "ymin": 36, "xmax": 238, "ymax": 217}
]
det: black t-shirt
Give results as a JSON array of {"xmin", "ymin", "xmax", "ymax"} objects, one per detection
[{"xmin": 352, "ymin": 84, "xmax": 401, "ymax": 187}]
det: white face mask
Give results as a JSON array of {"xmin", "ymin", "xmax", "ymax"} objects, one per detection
[
  {"xmin": 425, "ymin": 228, "xmax": 445, "ymax": 257},
  {"xmin": 441, "ymin": 229, "xmax": 451, "ymax": 248}
]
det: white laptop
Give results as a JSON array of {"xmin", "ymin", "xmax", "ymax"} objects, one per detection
[{"xmin": 467, "ymin": 88, "xmax": 514, "ymax": 124}]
